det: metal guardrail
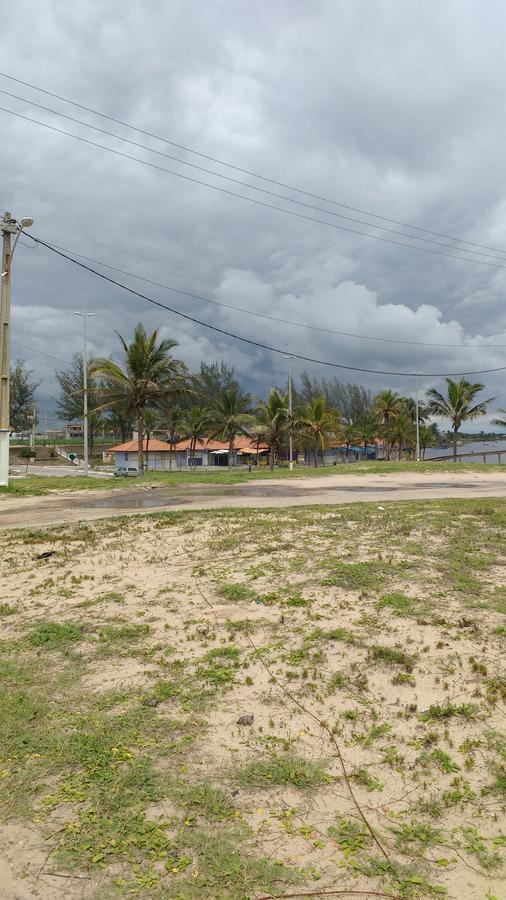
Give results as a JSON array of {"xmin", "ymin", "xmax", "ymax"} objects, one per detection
[{"xmin": 428, "ymin": 449, "xmax": 505, "ymax": 463}]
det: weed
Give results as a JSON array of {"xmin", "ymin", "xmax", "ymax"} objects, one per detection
[
  {"xmin": 0, "ymin": 602, "xmax": 16, "ymax": 616},
  {"xmin": 197, "ymin": 646, "xmax": 241, "ymax": 687},
  {"xmin": 392, "ymin": 820, "xmax": 444, "ymax": 855},
  {"xmin": 99, "ymin": 623, "xmax": 151, "ymax": 643},
  {"xmin": 171, "ymin": 781, "xmax": 235, "ymax": 821},
  {"xmin": 377, "ymin": 592, "xmax": 420, "ymax": 615},
  {"xmin": 218, "ymin": 582, "xmax": 257, "ymax": 603},
  {"xmin": 322, "ymin": 560, "xmax": 385, "ymax": 590},
  {"xmin": 430, "ymin": 749, "xmax": 460, "ymax": 774},
  {"xmin": 328, "ymin": 817, "xmax": 371, "ymax": 851},
  {"xmin": 420, "ymin": 701, "xmax": 478, "ymax": 721},
  {"xmin": 369, "ymin": 644, "xmax": 415, "ymax": 671},
  {"xmin": 27, "ymin": 621, "xmax": 84, "ymax": 648},
  {"xmin": 351, "ymin": 767, "xmax": 383, "ymax": 792},
  {"xmin": 234, "ymin": 753, "xmax": 330, "ymax": 789}
]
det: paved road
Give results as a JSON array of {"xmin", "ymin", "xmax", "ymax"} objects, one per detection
[{"xmin": 0, "ymin": 470, "xmax": 505, "ymax": 530}]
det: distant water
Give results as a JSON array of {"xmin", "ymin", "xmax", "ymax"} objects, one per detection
[{"xmin": 424, "ymin": 439, "xmax": 506, "ymax": 463}]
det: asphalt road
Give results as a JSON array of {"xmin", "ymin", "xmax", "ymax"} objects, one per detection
[{"xmin": 0, "ymin": 470, "xmax": 505, "ymax": 530}]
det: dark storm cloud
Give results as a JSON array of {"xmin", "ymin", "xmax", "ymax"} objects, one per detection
[{"xmin": 2, "ymin": 0, "xmax": 506, "ymax": 427}]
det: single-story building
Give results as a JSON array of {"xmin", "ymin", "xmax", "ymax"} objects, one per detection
[{"xmin": 107, "ymin": 436, "xmax": 269, "ymax": 470}]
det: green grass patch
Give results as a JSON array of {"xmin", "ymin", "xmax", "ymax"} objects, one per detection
[
  {"xmin": 234, "ymin": 753, "xmax": 330, "ymax": 789},
  {"xmin": 369, "ymin": 644, "xmax": 415, "ymax": 671},
  {"xmin": 27, "ymin": 621, "xmax": 84, "ymax": 649}
]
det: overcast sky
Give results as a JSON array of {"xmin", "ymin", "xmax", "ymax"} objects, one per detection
[{"xmin": 2, "ymin": 0, "xmax": 506, "ymax": 430}]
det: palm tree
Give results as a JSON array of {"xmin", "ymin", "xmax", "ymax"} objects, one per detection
[
  {"xmin": 256, "ymin": 388, "xmax": 288, "ymax": 469},
  {"xmin": 297, "ymin": 397, "xmax": 339, "ymax": 467},
  {"xmin": 249, "ymin": 423, "xmax": 269, "ymax": 467},
  {"xmin": 355, "ymin": 415, "xmax": 377, "ymax": 458},
  {"xmin": 374, "ymin": 390, "xmax": 404, "ymax": 459},
  {"xmin": 211, "ymin": 387, "xmax": 254, "ymax": 469},
  {"xmin": 387, "ymin": 412, "xmax": 415, "ymax": 460},
  {"xmin": 92, "ymin": 323, "xmax": 188, "ymax": 476},
  {"xmin": 162, "ymin": 405, "xmax": 184, "ymax": 471},
  {"xmin": 419, "ymin": 423, "xmax": 437, "ymax": 459},
  {"xmin": 181, "ymin": 406, "xmax": 212, "ymax": 468},
  {"xmin": 491, "ymin": 409, "xmax": 506, "ymax": 429},
  {"xmin": 427, "ymin": 377, "xmax": 495, "ymax": 461}
]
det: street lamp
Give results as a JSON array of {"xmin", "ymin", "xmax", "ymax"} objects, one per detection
[
  {"xmin": 0, "ymin": 212, "xmax": 34, "ymax": 487},
  {"xmin": 283, "ymin": 354, "xmax": 295, "ymax": 471},
  {"xmin": 73, "ymin": 312, "xmax": 95, "ymax": 476}
]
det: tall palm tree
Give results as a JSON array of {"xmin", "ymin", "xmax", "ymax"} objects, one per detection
[
  {"xmin": 427, "ymin": 377, "xmax": 494, "ymax": 461},
  {"xmin": 211, "ymin": 387, "xmax": 254, "ymax": 469},
  {"xmin": 297, "ymin": 397, "xmax": 340, "ymax": 467},
  {"xmin": 92, "ymin": 323, "xmax": 188, "ymax": 475},
  {"xmin": 491, "ymin": 409, "xmax": 506, "ymax": 429},
  {"xmin": 256, "ymin": 388, "xmax": 288, "ymax": 469},
  {"xmin": 181, "ymin": 406, "xmax": 212, "ymax": 468},
  {"xmin": 374, "ymin": 390, "xmax": 404, "ymax": 459}
]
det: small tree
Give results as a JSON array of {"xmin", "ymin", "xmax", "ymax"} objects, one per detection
[
  {"xmin": 181, "ymin": 407, "xmax": 213, "ymax": 468},
  {"xmin": 10, "ymin": 360, "xmax": 40, "ymax": 432},
  {"xmin": 19, "ymin": 445, "xmax": 36, "ymax": 473}
]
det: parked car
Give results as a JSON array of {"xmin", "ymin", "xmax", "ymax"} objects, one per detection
[{"xmin": 114, "ymin": 465, "xmax": 139, "ymax": 477}]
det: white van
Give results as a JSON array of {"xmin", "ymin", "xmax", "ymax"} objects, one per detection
[{"xmin": 114, "ymin": 465, "xmax": 139, "ymax": 477}]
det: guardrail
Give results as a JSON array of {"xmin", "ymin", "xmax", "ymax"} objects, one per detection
[{"xmin": 428, "ymin": 449, "xmax": 505, "ymax": 463}]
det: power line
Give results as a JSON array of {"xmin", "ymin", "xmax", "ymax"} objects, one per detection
[
  {"xmin": 11, "ymin": 339, "xmax": 72, "ymax": 365},
  {"xmin": 4, "ymin": 104, "xmax": 506, "ymax": 272},
  {"xmin": 2, "ymin": 87, "xmax": 505, "ymax": 264},
  {"xmin": 1, "ymin": 70, "xmax": 505, "ymax": 258},
  {"xmin": 38, "ymin": 237, "xmax": 506, "ymax": 350},
  {"xmin": 28, "ymin": 234, "xmax": 506, "ymax": 378}
]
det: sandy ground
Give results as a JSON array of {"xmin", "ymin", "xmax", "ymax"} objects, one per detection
[
  {"xmin": 0, "ymin": 469, "xmax": 505, "ymax": 529},
  {"xmin": 0, "ymin": 500, "xmax": 505, "ymax": 898}
]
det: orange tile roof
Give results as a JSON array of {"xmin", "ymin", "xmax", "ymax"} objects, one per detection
[
  {"xmin": 109, "ymin": 436, "xmax": 269, "ymax": 454},
  {"xmin": 107, "ymin": 438, "xmax": 173, "ymax": 453}
]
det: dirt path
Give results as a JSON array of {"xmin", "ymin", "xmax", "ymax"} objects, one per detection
[{"xmin": 0, "ymin": 469, "xmax": 505, "ymax": 529}]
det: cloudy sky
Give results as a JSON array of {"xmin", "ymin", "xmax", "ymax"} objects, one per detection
[{"xmin": 2, "ymin": 0, "xmax": 506, "ymax": 429}]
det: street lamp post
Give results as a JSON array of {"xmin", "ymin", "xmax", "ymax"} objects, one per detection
[
  {"xmin": 73, "ymin": 312, "xmax": 95, "ymax": 476},
  {"xmin": 0, "ymin": 212, "xmax": 34, "ymax": 487},
  {"xmin": 283, "ymin": 354, "xmax": 295, "ymax": 471},
  {"xmin": 414, "ymin": 373, "xmax": 421, "ymax": 462}
]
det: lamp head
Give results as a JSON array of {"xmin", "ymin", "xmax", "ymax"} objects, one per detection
[{"xmin": 20, "ymin": 217, "xmax": 34, "ymax": 228}]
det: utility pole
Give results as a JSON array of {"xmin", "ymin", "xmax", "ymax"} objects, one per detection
[
  {"xmin": 73, "ymin": 312, "xmax": 95, "ymax": 476},
  {"xmin": 0, "ymin": 212, "xmax": 33, "ymax": 487},
  {"xmin": 284, "ymin": 354, "xmax": 294, "ymax": 471}
]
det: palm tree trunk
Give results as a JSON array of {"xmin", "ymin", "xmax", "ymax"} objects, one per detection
[
  {"xmin": 137, "ymin": 411, "xmax": 144, "ymax": 476},
  {"xmin": 228, "ymin": 435, "xmax": 234, "ymax": 470},
  {"xmin": 453, "ymin": 427, "xmax": 458, "ymax": 461}
]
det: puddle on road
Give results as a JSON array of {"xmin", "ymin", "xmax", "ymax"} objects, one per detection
[{"xmin": 74, "ymin": 481, "xmax": 482, "ymax": 510}]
